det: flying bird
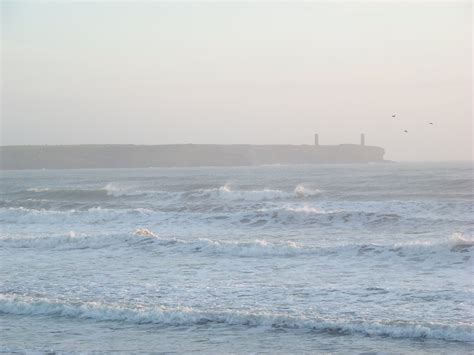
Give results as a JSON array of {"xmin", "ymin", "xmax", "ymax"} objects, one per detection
[
  {"xmin": 404, "ymin": 130, "xmax": 408, "ymax": 133},
  {"xmin": 429, "ymin": 122, "xmax": 434, "ymax": 125},
  {"xmin": 392, "ymin": 114, "xmax": 396, "ymax": 118}
]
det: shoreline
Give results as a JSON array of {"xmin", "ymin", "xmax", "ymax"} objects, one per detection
[{"xmin": 0, "ymin": 144, "xmax": 385, "ymax": 170}]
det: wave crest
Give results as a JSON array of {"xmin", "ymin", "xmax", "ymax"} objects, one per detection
[
  {"xmin": 0, "ymin": 294, "xmax": 471, "ymax": 342},
  {"xmin": 1, "ymin": 231, "xmax": 472, "ymax": 261},
  {"xmin": 294, "ymin": 185, "xmax": 323, "ymax": 198},
  {"xmin": 189, "ymin": 184, "xmax": 323, "ymax": 202}
]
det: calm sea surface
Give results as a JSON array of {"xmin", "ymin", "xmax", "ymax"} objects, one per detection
[{"xmin": 0, "ymin": 162, "xmax": 473, "ymax": 353}]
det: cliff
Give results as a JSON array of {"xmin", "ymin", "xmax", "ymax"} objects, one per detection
[{"xmin": 0, "ymin": 144, "xmax": 385, "ymax": 170}]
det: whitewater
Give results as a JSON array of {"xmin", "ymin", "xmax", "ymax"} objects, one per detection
[{"xmin": 0, "ymin": 162, "xmax": 473, "ymax": 353}]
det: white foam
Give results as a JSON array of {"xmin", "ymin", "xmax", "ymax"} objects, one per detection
[
  {"xmin": 1, "ymin": 230, "xmax": 472, "ymax": 262},
  {"xmin": 0, "ymin": 203, "xmax": 459, "ymax": 231},
  {"xmin": 392, "ymin": 233, "xmax": 474, "ymax": 250},
  {"xmin": 0, "ymin": 206, "xmax": 155, "ymax": 225},
  {"xmin": 209, "ymin": 184, "xmax": 292, "ymax": 201},
  {"xmin": 294, "ymin": 185, "xmax": 323, "ymax": 198},
  {"xmin": 103, "ymin": 183, "xmax": 143, "ymax": 197},
  {"xmin": 26, "ymin": 187, "xmax": 51, "ymax": 192},
  {"xmin": 283, "ymin": 206, "xmax": 328, "ymax": 214},
  {"xmin": 192, "ymin": 184, "xmax": 322, "ymax": 202},
  {"xmin": 191, "ymin": 238, "xmax": 303, "ymax": 257},
  {"xmin": 134, "ymin": 228, "xmax": 158, "ymax": 237},
  {"xmin": 0, "ymin": 294, "xmax": 471, "ymax": 342},
  {"xmin": 449, "ymin": 233, "xmax": 474, "ymax": 247},
  {"xmin": 0, "ymin": 233, "xmax": 128, "ymax": 249},
  {"xmin": 0, "ymin": 231, "xmax": 305, "ymax": 255}
]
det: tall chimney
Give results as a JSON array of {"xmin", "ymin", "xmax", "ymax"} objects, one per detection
[
  {"xmin": 360, "ymin": 133, "xmax": 365, "ymax": 146},
  {"xmin": 314, "ymin": 133, "xmax": 319, "ymax": 146}
]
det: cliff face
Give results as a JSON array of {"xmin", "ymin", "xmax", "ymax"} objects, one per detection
[{"xmin": 0, "ymin": 144, "xmax": 385, "ymax": 170}]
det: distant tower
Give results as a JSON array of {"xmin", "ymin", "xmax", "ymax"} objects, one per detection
[
  {"xmin": 314, "ymin": 133, "xmax": 319, "ymax": 146},
  {"xmin": 360, "ymin": 133, "xmax": 365, "ymax": 146}
]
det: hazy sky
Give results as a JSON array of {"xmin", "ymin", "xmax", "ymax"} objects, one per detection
[{"xmin": 1, "ymin": 1, "xmax": 472, "ymax": 161}]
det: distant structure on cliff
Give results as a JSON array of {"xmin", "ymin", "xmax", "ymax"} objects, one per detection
[{"xmin": 0, "ymin": 134, "xmax": 385, "ymax": 169}]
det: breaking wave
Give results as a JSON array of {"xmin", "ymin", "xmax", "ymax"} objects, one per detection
[
  {"xmin": 3, "ymin": 203, "xmax": 467, "ymax": 230},
  {"xmin": 26, "ymin": 187, "xmax": 51, "ymax": 193},
  {"xmin": 0, "ymin": 206, "xmax": 155, "ymax": 224},
  {"xmin": 103, "ymin": 182, "xmax": 145, "ymax": 197},
  {"xmin": 293, "ymin": 185, "xmax": 323, "ymax": 198},
  {"xmin": 0, "ymin": 231, "xmax": 132, "ymax": 250},
  {"xmin": 1, "ymin": 230, "xmax": 472, "ymax": 261},
  {"xmin": 11, "ymin": 183, "xmax": 149, "ymax": 200},
  {"xmin": 0, "ymin": 230, "xmax": 306, "ymax": 255},
  {"xmin": 7, "ymin": 183, "xmax": 322, "ymax": 202},
  {"xmin": 0, "ymin": 294, "xmax": 471, "ymax": 342},
  {"xmin": 189, "ymin": 184, "xmax": 323, "ymax": 202}
]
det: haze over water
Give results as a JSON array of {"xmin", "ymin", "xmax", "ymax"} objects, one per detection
[{"xmin": 1, "ymin": 1, "xmax": 472, "ymax": 161}]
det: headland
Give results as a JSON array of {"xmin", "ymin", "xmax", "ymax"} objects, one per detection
[{"xmin": 0, "ymin": 136, "xmax": 385, "ymax": 170}]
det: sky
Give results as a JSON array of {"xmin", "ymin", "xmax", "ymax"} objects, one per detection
[{"xmin": 1, "ymin": 1, "xmax": 472, "ymax": 161}]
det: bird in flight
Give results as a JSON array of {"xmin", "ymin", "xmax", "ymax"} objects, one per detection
[
  {"xmin": 429, "ymin": 122, "xmax": 434, "ymax": 125},
  {"xmin": 404, "ymin": 130, "xmax": 408, "ymax": 133},
  {"xmin": 392, "ymin": 114, "xmax": 396, "ymax": 118}
]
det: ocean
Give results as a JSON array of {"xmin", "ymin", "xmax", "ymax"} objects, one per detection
[{"xmin": 0, "ymin": 162, "xmax": 472, "ymax": 353}]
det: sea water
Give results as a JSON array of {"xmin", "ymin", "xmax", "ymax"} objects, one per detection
[{"xmin": 0, "ymin": 162, "xmax": 472, "ymax": 353}]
